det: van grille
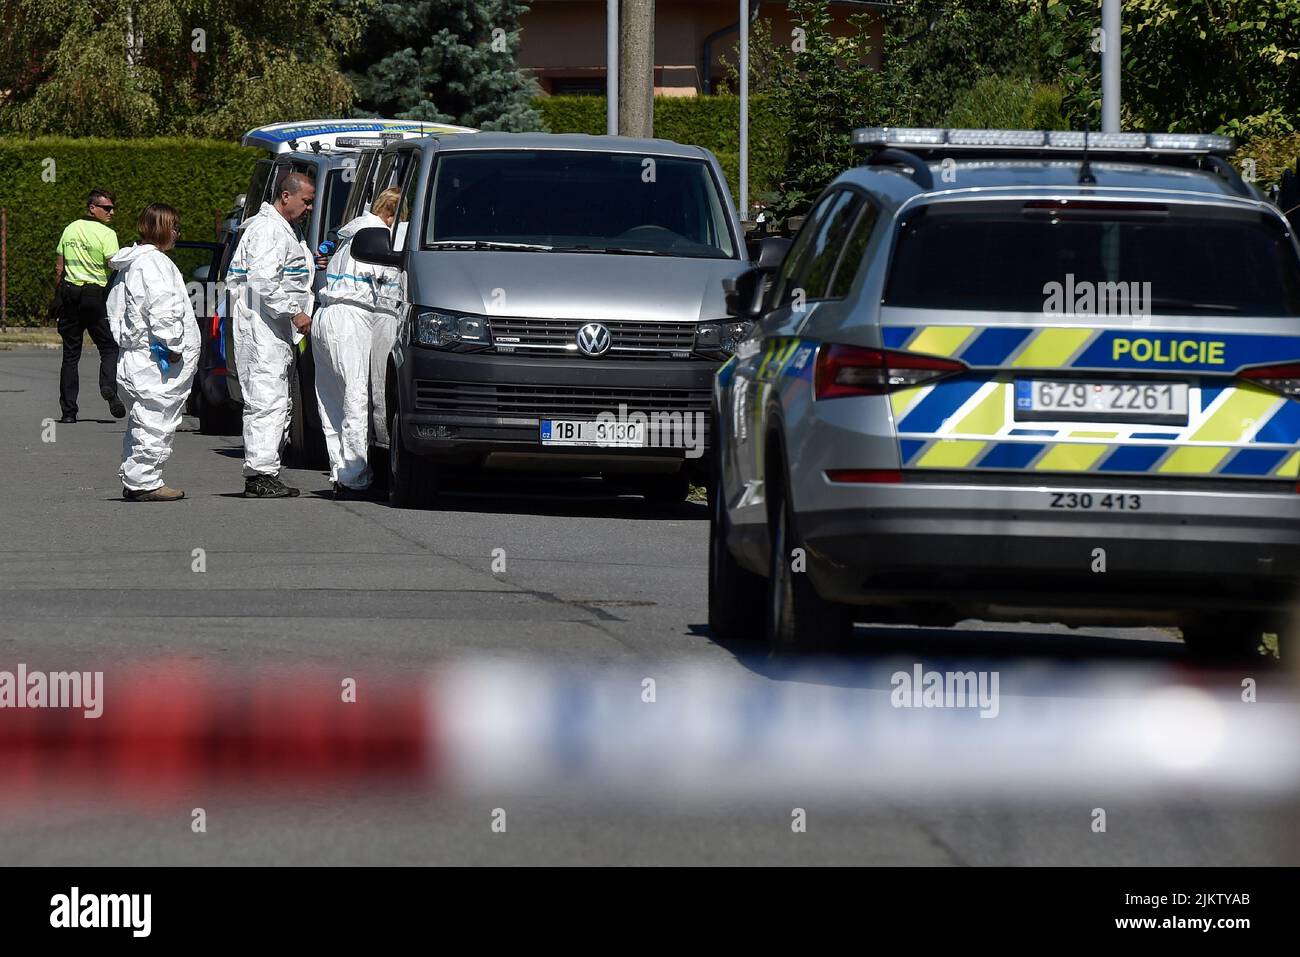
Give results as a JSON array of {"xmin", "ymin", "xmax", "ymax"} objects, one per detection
[
  {"xmin": 414, "ymin": 380, "xmax": 711, "ymax": 418},
  {"xmin": 488, "ymin": 317, "xmax": 696, "ymax": 357}
]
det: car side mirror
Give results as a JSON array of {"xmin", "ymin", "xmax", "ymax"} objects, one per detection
[
  {"xmin": 352, "ymin": 226, "xmax": 402, "ymax": 267},
  {"xmin": 723, "ymin": 268, "xmax": 763, "ymax": 318},
  {"xmin": 755, "ymin": 236, "xmax": 791, "ymax": 271}
]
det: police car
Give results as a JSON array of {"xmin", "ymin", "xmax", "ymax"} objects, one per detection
[{"xmin": 710, "ymin": 128, "xmax": 1300, "ymax": 660}]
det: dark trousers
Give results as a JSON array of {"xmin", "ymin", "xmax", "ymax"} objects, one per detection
[{"xmin": 56, "ymin": 280, "xmax": 118, "ymax": 417}]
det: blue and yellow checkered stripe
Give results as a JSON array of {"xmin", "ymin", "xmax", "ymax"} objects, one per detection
[
  {"xmin": 882, "ymin": 324, "xmax": 1300, "ymax": 478},
  {"xmin": 893, "ymin": 377, "xmax": 1300, "ymax": 478},
  {"xmin": 882, "ymin": 324, "xmax": 1300, "ymax": 373}
]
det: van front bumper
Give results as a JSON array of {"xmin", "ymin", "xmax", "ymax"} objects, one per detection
[{"xmin": 396, "ymin": 348, "xmax": 715, "ymax": 469}]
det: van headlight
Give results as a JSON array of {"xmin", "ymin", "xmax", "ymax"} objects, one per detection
[
  {"xmin": 414, "ymin": 309, "xmax": 490, "ymax": 351},
  {"xmin": 695, "ymin": 319, "xmax": 754, "ymax": 357}
]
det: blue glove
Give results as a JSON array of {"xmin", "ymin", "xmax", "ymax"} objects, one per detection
[{"xmin": 149, "ymin": 342, "xmax": 181, "ymax": 374}]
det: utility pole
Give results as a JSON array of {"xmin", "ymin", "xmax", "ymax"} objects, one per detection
[
  {"xmin": 606, "ymin": 0, "xmax": 618, "ymax": 135},
  {"xmin": 618, "ymin": 0, "xmax": 655, "ymax": 138},
  {"xmin": 1101, "ymin": 0, "xmax": 1121, "ymax": 132},
  {"xmin": 739, "ymin": 0, "xmax": 749, "ymax": 220}
]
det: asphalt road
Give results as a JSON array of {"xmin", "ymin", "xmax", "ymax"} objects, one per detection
[{"xmin": 0, "ymin": 347, "xmax": 1295, "ymax": 865}]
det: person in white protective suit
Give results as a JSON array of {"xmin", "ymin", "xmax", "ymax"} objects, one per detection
[
  {"xmin": 311, "ymin": 187, "xmax": 403, "ymax": 500},
  {"xmin": 227, "ymin": 171, "xmax": 318, "ymax": 498},
  {"xmin": 105, "ymin": 204, "xmax": 200, "ymax": 502}
]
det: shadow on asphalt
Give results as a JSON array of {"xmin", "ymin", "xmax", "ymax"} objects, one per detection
[
  {"xmin": 690, "ymin": 621, "xmax": 1227, "ymax": 688},
  {"xmin": 418, "ymin": 490, "xmax": 708, "ymax": 521},
  {"xmin": 368, "ymin": 471, "xmax": 709, "ymax": 521}
]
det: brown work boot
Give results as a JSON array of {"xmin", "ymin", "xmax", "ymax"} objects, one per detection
[{"xmin": 123, "ymin": 485, "xmax": 186, "ymax": 502}]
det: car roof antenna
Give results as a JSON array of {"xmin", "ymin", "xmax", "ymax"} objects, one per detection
[{"xmin": 1078, "ymin": 121, "xmax": 1097, "ymax": 185}]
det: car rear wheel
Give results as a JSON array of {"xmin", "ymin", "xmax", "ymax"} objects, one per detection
[
  {"xmin": 708, "ymin": 473, "xmax": 765, "ymax": 643},
  {"xmin": 765, "ymin": 473, "xmax": 852, "ymax": 655},
  {"xmin": 1181, "ymin": 615, "xmax": 1280, "ymax": 665},
  {"xmin": 388, "ymin": 411, "xmax": 438, "ymax": 508}
]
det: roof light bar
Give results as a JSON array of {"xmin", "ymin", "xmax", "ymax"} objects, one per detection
[
  {"xmin": 1047, "ymin": 131, "xmax": 1147, "ymax": 149},
  {"xmin": 948, "ymin": 128, "xmax": 1045, "ymax": 147},
  {"xmin": 851, "ymin": 127, "xmax": 1234, "ymax": 156},
  {"xmin": 334, "ymin": 136, "xmax": 386, "ymax": 149}
]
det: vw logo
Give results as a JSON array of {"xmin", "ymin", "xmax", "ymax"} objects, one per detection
[{"xmin": 576, "ymin": 322, "xmax": 612, "ymax": 357}]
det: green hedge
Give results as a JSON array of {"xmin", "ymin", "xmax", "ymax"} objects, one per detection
[
  {"xmin": 1234, "ymin": 132, "xmax": 1300, "ymax": 190},
  {"xmin": 0, "ymin": 138, "xmax": 257, "ymax": 326},
  {"xmin": 536, "ymin": 95, "xmax": 788, "ymax": 204}
]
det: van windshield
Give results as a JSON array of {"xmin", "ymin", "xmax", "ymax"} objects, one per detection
[
  {"xmin": 884, "ymin": 201, "xmax": 1300, "ymax": 316},
  {"xmin": 425, "ymin": 150, "xmax": 736, "ymax": 258}
]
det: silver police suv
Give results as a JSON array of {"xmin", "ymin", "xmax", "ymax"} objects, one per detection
[{"xmin": 710, "ymin": 128, "xmax": 1300, "ymax": 660}]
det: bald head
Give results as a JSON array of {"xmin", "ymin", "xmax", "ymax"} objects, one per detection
[{"xmin": 273, "ymin": 172, "xmax": 315, "ymax": 226}]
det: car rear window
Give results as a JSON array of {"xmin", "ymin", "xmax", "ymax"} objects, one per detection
[{"xmin": 883, "ymin": 201, "xmax": 1300, "ymax": 316}]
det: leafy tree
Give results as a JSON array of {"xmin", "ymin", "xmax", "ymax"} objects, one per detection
[
  {"xmin": 1119, "ymin": 0, "xmax": 1300, "ymax": 137},
  {"xmin": 0, "ymin": 0, "xmax": 368, "ymax": 138},
  {"xmin": 726, "ymin": 0, "xmax": 883, "ymax": 217},
  {"xmin": 345, "ymin": 0, "xmax": 542, "ymax": 131},
  {"xmin": 944, "ymin": 76, "xmax": 1068, "ymax": 129},
  {"xmin": 876, "ymin": 0, "xmax": 1048, "ymax": 127}
]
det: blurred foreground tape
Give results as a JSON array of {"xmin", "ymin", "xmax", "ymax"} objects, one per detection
[
  {"xmin": 1, "ymin": 659, "xmax": 1297, "ymax": 804},
  {"xmin": 0, "ymin": 663, "xmax": 429, "ymax": 802}
]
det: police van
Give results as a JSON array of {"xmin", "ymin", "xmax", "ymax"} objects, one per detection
[
  {"xmin": 710, "ymin": 128, "xmax": 1300, "ymax": 660},
  {"xmin": 187, "ymin": 118, "xmax": 473, "ymax": 464}
]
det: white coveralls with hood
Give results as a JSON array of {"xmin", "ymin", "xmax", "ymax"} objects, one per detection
[
  {"xmin": 227, "ymin": 202, "xmax": 315, "ymax": 478},
  {"xmin": 312, "ymin": 212, "xmax": 399, "ymax": 489},
  {"xmin": 105, "ymin": 244, "xmax": 201, "ymax": 491}
]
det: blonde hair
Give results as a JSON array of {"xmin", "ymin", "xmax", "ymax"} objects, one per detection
[
  {"xmin": 371, "ymin": 187, "xmax": 402, "ymax": 220},
  {"xmin": 137, "ymin": 203, "xmax": 180, "ymax": 247}
]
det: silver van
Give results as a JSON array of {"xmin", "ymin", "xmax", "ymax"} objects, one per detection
[{"xmin": 349, "ymin": 132, "xmax": 749, "ymax": 507}]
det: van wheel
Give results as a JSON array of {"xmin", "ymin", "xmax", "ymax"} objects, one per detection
[
  {"xmin": 198, "ymin": 399, "xmax": 240, "ymax": 436},
  {"xmin": 368, "ymin": 445, "xmax": 390, "ymax": 493},
  {"xmin": 637, "ymin": 471, "xmax": 690, "ymax": 505},
  {"xmin": 1181, "ymin": 615, "xmax": 1279, "ymax": 665},
  {"xmin": 766, "ymin": 474, "xmax": 852, "ymax": 655},
  {"xmin": 284, "ymin": 364, "xmax": 328, "ymax": 470},
  {"xmin": 708, "ymin": 472, "xmax": 765, "ymax": 643},
  {"xmin": 388, "ymin": 411, "xmax": 438, "ymax": 508}
]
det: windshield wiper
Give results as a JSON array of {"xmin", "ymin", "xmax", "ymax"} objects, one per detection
[
  {"xmin": 427, "ymin": 240, "xmax": 554, "ymax": 251},
  {"xmin": 1147, "ymin": 297, "xmax": 1241, "ymax": 313},
  {"xmin": 564, "ymin": 245, "xmax": 672, "ymax": 256}
]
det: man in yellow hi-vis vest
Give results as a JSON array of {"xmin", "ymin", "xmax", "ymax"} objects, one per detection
[{"xmin": 54, "ymin": 189, "xmax": 126, "ymax": 423}]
